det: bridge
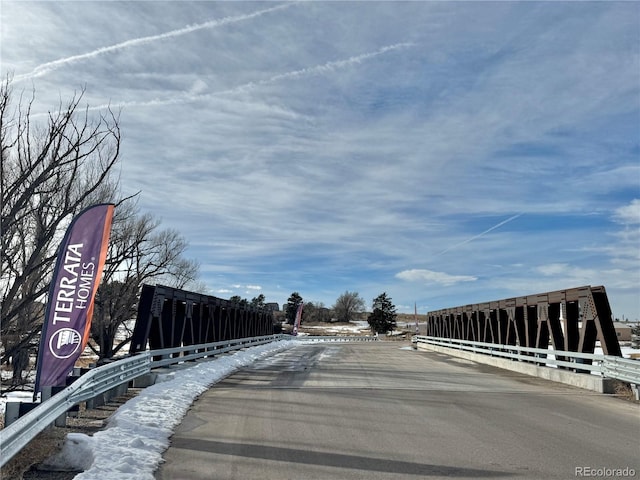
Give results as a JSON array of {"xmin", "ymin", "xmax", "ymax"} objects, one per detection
[{"xmin": 2, "ymin": 284, "xmax": 638, "ymax": 478}]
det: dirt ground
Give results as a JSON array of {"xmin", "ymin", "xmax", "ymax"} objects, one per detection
[{"xmin": 1, "ymin": 389, "xmax": 141, "ymax": 480}]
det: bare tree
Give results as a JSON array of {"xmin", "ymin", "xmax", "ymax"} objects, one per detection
[
  {"xmin": 1, "ymin": 77, "xmax": 121, "ymax": 381},
  {"xmin": 90, "ymin": 204, "xmax": 200, "ymax": 359},
  {"xmin": 332, "ymin": 291, "xmax": 366, "ymax": 323},
  {"xmin": 301, "ymin": 301, "xmax": 331, "ymax": 323}
]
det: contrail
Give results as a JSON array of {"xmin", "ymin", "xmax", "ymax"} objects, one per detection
[
  {"xmin": 74, "ymin": 42, "xmax": 415, "ymax": 113},
  {"xmin": 438, "ymin": 213, "xmax": 523, "ymax": 256},
  {"xmin": 264, "ymin": 42, "xmax": 413, "ymax": 83},
  {"xmin": 14, "ymin": 3, "xmax": 295, "ymax": 82}
]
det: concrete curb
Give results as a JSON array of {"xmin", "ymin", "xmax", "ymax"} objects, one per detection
[{"xmin": 418, "ymin": 343, "xmax": 616, "ymax": 393}]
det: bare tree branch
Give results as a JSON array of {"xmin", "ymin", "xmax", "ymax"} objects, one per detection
[{"xmin": 0, "ymin": 78, "xmax": 122, "ymax": 377}]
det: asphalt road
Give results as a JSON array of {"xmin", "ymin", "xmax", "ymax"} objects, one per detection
[{"xmin": 156, "ymin": 342, "xmax": 639, "ymax": 480}]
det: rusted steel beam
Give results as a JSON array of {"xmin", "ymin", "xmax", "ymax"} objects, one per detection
[{"xmin": 426, "ymin": 286, "xmax": 622, "ymax": 357}]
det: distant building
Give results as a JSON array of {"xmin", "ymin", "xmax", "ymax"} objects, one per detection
[
  {"xmin": 613, "ymin": 322, "xmax": 635, "ymax": 342},
  {"xmin": 265, "ymin": 302, "xmax": 280, "ymax": 312}
]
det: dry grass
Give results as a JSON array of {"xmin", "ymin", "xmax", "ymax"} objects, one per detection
[
  {"xmin": 612, "ymin": 380, "xmax": 637, "ymax": 402},
  {"xmin": 0, "ymin": 389, "xmax": 141, "ymax": 480},
  {"xmin": 1, "ymin": 426, "xmax": 70, "ymax": 480}
]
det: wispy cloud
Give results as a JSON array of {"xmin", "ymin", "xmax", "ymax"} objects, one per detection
[
  {"xmin": 396, "ymin": 269, "xmax": 477, "ymax": 286},
  {"xmin": 613, "ymin": 199, "xmax": 640, "ymax": 225},
  {"xmin": 14, "ymin": 3, "xmax": 295, "ymax": 82},
  {"xmin": 3, "ymin": 2, "xmax": 638, "ymax": 317},
  {"xmin": 77, "ymin": 42, "xmax": 415, "ymax": 113}
]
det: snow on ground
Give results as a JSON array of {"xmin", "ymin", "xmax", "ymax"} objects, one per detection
[
  {"xmin": 40, "ymin": 339, "xmax": 297, "ymax": 480},
  {"xmin": 0, "ymin": 390, "xmax": 34, "ymax": 412},
  {"xmin": 302, "ymin": 321, "xmax": 371, "ymax": 335}
]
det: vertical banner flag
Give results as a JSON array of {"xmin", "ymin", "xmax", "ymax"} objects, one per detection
[
  {"xmin": 292, "ymin": 302, "xmax": 304, "ymax": 336},
  {"xmin": 414, "ymin": 302, "xmax": 419, "ymax": 334},
  {"xmin": 35, "ymin": 204, "xmax": 115, "ymax": 393}
]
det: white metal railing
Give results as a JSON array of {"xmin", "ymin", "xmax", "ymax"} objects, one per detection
[
  {"xmin": 0, "ymin": 333, "xmax": 382, "ymax": 467},
  {"xmin": 149, "ymin": 335, "xmax": 286, "ymax": 369},
  {"xmin": 413, "ymin": 335, "xmax": 640, "ymax": 384},
  {"xmin": 301, "ymin": 335, "xmax": 379, "ymax": 342},
  {"xmin": 0, "ymin": 334, "xmax": 288, "ymax": 468},
  {"xmin": 601, "ymin": 355, "xmax": 640, "ymax": 385}
]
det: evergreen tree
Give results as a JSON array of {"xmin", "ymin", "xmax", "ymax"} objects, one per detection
[
  {"xmin": 250, "ymin": 294, "xmax": 266, "ymax": 309},
  {"xmin": 229, "ymin": 295, "xmax": 248, "ymax": 307},
  {"xmin": 367, "ymin": 292, "xmax": 397, "ymax": 334},
  {"xmin": 286, "ymin": 292, "xmax": 303, "ymax": 325}
]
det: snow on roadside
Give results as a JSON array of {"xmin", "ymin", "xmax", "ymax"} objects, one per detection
[{"xmin": 41, "ymin": 339, "xmax": 298, "ymax": 480}]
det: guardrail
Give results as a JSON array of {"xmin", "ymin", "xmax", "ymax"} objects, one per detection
[
  {"xmin": 0, "ymin": 333, "xmax": 383, "ymax": 467},
  {"xmin": 301, "ymin": 335, "xmax": 379, "ymax": 342},
  {"xmin": 0, "ymin": 353, "xmax": 151, "ymax": 469},
  {"xmin": 149, "ymin": 335, "xmax": 285, "ymax": 369},
  {"xmin": 0, "ymin": 334, "xmax": 288, "ymax": 468},
  {"xmin": 413, "ymin": 335, "xmax": 640, "ymax": 384},
  {"xmin": 601, "ymin": 355, "xmax": 640, "ymax": 385}
]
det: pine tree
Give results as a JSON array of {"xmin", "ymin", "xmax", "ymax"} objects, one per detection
[
  {"xmin": 229, "ymin": 295, "xmax": 248, "ymax": 307},
  {"xmin": 367, "ymin": 292, "xmax": 397, "ymax": 334},
  {"xmin": 250, "ymin": 294, "xmax": 266, "ymax": 309}
]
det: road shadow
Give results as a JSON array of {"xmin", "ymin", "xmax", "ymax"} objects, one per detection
[{"xmin": 166, "ymin": 437, "xmax": 514, "ymax": 478}]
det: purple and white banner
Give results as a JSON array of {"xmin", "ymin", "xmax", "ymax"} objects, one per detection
[
  {"xmin": 35, "ymin": 204, "xmax": 115, "ymax": 393},
  {"xmin": 292, "ymin": 302, "xmax": 304, "ymax": 336}
]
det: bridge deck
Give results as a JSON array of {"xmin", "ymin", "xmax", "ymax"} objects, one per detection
[{"xmin": 156, "ymin": 342, "xmax": 639, "ymax": 480}]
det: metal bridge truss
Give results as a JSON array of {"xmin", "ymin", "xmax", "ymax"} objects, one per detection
[
  {"xmin": 130, "ymin": 284, "xmax": 275, "ymax": 354},
  {"xmin": 426, "ymin": 285, "xmax": 622, "ymax": 358}
]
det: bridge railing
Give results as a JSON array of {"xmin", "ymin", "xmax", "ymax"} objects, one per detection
[
  {"xmin": 0, "ymin": 353, "xmax": 151, "ymax": 469},
  {"xmin": 0, "ymin": 334, "xmax": 290, "ymax": 468},
  {"xmin": 601, "ymin": 355, "xmax": 640, "ymax": 385},
  {"xmin": 149, "ymin": 334, "xmax": 286, "ymax": 368},
  {"xmin": 301, "ymin": 335, "xmax": 379, "ymax": 343},
  {"xmin": 0, "ymin": 333, "xmax": 383, "ymax": 467},
  {"xmin": 413, "ymin": 335, "xmax": 640, "ymax": 384}
]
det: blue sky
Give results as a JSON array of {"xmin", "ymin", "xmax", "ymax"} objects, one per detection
[{"xmin": 2, "ymin": 1, "xmax": 639, "ymax": 318}]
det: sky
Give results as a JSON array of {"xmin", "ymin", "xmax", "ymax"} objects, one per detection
[{"xmin": 1, "ymin": 1, "xmax": 639, "ymax": 318}]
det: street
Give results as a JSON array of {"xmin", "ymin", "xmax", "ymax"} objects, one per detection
[{"xmin": 156, "ymin": 342, "xmax": 639, "ymax": 479}]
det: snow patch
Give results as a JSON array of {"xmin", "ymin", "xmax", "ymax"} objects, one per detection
[{"xmin": 40, "ymin": 340, "xmax": 297, "ymax": 480}]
